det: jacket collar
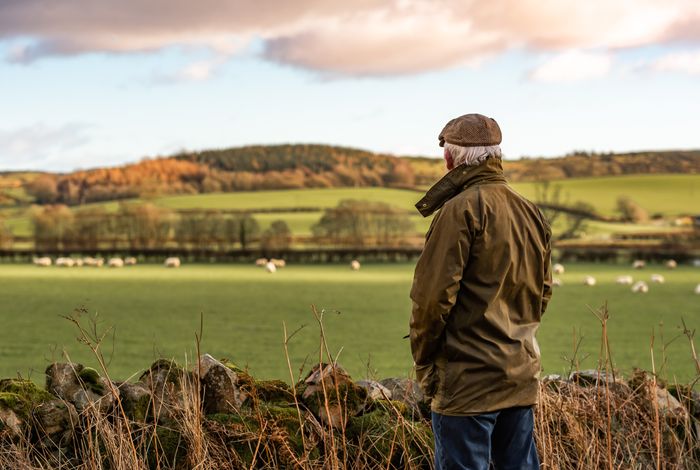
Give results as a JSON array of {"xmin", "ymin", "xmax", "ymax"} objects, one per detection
[{"xmin": 415, "ymin": 157, "xmax": 507, "ymax": 217}]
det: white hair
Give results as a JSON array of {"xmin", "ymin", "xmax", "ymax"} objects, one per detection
[{"xmin": 444, "ymin": 143, "xmax": 502, "ymax": 167}]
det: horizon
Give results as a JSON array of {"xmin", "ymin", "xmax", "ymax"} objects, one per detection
[{"xmin": 1, "ymin": 1, "xmax": 700, "ymax": 172}]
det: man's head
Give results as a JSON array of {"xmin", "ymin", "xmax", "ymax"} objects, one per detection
[{"xmin": 439, "ymin": 114, "xmax": 502, "ymax": 170}]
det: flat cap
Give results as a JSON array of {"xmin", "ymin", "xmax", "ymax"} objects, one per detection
[{"xmin": 438, "ymin": 113, "xmax": 502, "ymax": 147}]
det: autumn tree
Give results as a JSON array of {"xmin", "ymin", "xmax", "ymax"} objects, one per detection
[
  {"xmin": 31, "ymin": 205, "xmax": 75, "ymax": 251},
  {"xmin": 26, "ymin": 175, "xmax": 59, "ymax": 204},
  {"xmin": 616, "ymin": 197, "xmax": 648, "ymax": 223},
  {"xmin": 261, "ymin": 220, "xmax": 292, "ymax": 252}
]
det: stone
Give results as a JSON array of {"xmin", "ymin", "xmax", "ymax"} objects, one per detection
[
  {"xmin": 198, "ymin": 354, "xmax": 247, "ymax": 414},
  {"xmin": 299, "ymin": 363, "xmax": 365, "ymax": 429},
  {"xmin": 379, "ymin": 377, "xmax": 428, "ymax": 419},
  {"xmin": 654, "ymin": 387, "xmax": 688, "ymax": 424},
  {"xmin": 46, "ymin": 363, "xmax": 117, "ymax": 413},
  {"xmin": 116, "ymin": 381, "xmax": 152, "ymax": 421},
  {"xmin": 356, "ymin": 380, "xmax": 392, "ymax": 401},
  {"xmin": 33, "ymin": 399, "xmax": 79, "ymax": 448},
  {"xmin": 138, "ymin": 359, "xmax": 188, "ymax": 421},
  {"xmin": 0, "ymin": 405, "xmax": 22, "ymax": 437}
]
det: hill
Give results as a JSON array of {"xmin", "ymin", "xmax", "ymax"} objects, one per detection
[{"xmin": 7, "ymin": 145, "xmax": 700, "ymax": 207}]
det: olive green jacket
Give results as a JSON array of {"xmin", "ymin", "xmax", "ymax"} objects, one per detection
[{"xmin": 409, "ymin": 157, "xmax": 552, "ymax": 415}]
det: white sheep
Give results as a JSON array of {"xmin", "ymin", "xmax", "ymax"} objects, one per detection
[
  {"xmin": 55, "ymin": 257, "xmax": 75, "ymax": 268},
  {"xmin": 33, "ymin": 257, "xmax": 52, "ymax": 267},
  {"xmin": 632, "ymin": 260, "xmax": 646, "ymax": 269},
  {"xmin": 582, "ymin": 276, "xmax": 596, "ymax": 286},
  {"xmin": 695, "ymin": 284, "xmax": 700, "ymax": 295},
  {"xmin": 164, "ymin": 257, "xmax": 181, "ymax": 268},
  {"xmin": 270, "ymin": 258, "xmax": 286, "ymax": 268},
  {"xmin": 632, "ymin": 281, "xmax": 649, "ymax": 293},
  {"xmin": 124, "ymin": 256, "xmax": 137, "ymax": 266},
  {"xmin": 255, "ymin": 258, "xmax": 268, "ymax": 267},
  {"xmin": 95, "ymin": 257, "xmax": 104, "ymax": 267},
  {"xmin": 73, "ymin": 258, "xmax": 84, "ymax": 267},
  {"xmin": 108, "ymin": 257, "xmax": 124, "ymax": 268},
  {"xmin": 666, "ymin": 259, "xmax": 677, "ymax": 270},
  {"xmin": 616, "ymin": 275, "xmax": 634, "ymax": 285},
  {"xmin": 351, "ymin": 260, "xmax": 361, "ymax": 271},
  {"xmin": 552, "ymin": 278, "xmax": 563, "ymax": 287},
  {"xmin": 265, "ymin": 261, "xmax": 277, "ymax": 273},
  {"xmin": 552, "ymin": 263, "xmax": 565, "ymax": 275},
  {"xmin": 650, "ymin": 273, "xmax": 665, "ymax": 284}
]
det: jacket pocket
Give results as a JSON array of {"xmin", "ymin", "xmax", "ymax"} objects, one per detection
[{"xmin": 415, "ymin": 363, "xmax": 439, "ymax": 399}]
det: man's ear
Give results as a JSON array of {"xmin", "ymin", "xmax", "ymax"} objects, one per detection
[{"xmin": 444, "ymin": 147, "xmax": 454, "ymax": 170}]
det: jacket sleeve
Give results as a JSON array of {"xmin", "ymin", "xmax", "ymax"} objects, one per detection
[
  {"xmin": 409, "ymin": 201, "xmax": 472, "ymax": 368},
  {"xmin": 541, "ymin": 226, "xmax": 553, "ymax": 316}
]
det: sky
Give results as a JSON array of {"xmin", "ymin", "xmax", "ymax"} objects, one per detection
[{"xmin": 0, "ymin": 0, "xmax": 699, "ymax": 172}]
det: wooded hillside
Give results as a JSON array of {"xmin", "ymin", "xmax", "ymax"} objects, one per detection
[{"xmin": 12, "ymin": 145, "xmax": 700, "ymax": 206}]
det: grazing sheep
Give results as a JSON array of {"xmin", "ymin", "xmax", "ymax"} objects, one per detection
[
  {"xmin": 616, "ymin": 275, "xmax": 634, "ymax": 285},
  {"xmin": 552, "ymin": 263, "xmax": 565, "ymax": 275},
  {"xmin": 164, "ymin": 257, "xmax": 181, "ymax": 268},
  {"xmin": 73, "ymin": 258, "xmax": 84, "ymax": 267},
  {"xmin": 124, "ymin": 256, "xmax": 137, "ymax": 266},
  {"xmin": 695, "ymin": 284, "xmax": 700, "ymax": 295},
  {"xmin": 632, "ymin": 281, "xmax": 649, "ymax": 293},
  {"xmin": 583, "ymin": 276, "xmax": 596, "ymax": 286},
  {"xmin": 265, "ymin": 261, "xmax": 277, "ymax": 273},
  {"xmin": 33, "ymin": 257, "xmax": 52, "ymax": 267},
  {"xmin": 552, "ymin": 278, "xmax": 562, "ymax": 287},
  {"xmin": 95, "ymin": 257, "xmax": 104, "ymax": 267},
  {"xmin": 650, "ymin": 273, "xmax": 665, "ymax": 284},
  {"xmin": 55, "ymin": 257, "xmax": 75, "ymax": 268},
  {"xmin": 632, "ymin": 260, "xmax": 646, "ymax": 269},
  {"xmin": 351, "ymin": 260, "xmax": 361, "ymax": 271},
  {"xmin": 666, "ymin": 259, "xmax": 677, "ymax": 270},
  {"xmin": 108, "ymin": 257, "xmax": 124, "ymax": 268},
  {"xmin": 270, "ymin": 258, "xmax": 286, "ymax": 268},
  {"xmin": 255, "ymin": 258, "xmax": 268, "ymax": 267}
]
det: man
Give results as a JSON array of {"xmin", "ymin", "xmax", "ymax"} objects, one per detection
[{"xmin": 409, "ymin": 114, "xmax": 552, "ymax": 469}]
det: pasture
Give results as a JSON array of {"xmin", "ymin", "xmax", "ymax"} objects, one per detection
[{"xmin": 1, "ymin": 262, "xmax": 699, "ymax": 384}]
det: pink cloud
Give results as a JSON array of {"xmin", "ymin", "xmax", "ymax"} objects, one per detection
[{"xmin": 1, "ymin": 0, "xmax": 699, "ymax": 76}]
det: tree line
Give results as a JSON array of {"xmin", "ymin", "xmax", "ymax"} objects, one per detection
[{"xmin": 26, "ymin": 199, "xmax": 416, "ymax": 253}]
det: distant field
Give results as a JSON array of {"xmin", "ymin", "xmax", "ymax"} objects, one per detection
[
  {"xmin": 1, "ymin": 263, "xmax": 698, "ymax": 384},
  {"xmin": 3, "ymin": 174, "xmax": 698, "ymax": 238},
  {"xmin": 511, "ymin": 174, "xmax": 700, "ymax": 217}
]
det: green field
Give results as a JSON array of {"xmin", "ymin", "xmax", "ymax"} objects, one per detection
[
  {"xmin": 3, "ymin": 174, "xmax": 698, "ymax": 238},
  {"xmin": 1, "ymin": 263, "xmax": 698, "ymax": 384}
]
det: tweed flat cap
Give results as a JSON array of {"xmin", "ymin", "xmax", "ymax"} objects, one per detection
[{"xmin": 438, "ymin": 113, "xmax": 502, "ymax": 147}]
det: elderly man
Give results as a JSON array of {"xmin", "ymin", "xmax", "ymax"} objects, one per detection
[{"xmin": 410, "ymin": 114, "xmax": 552, "ymax": 469}]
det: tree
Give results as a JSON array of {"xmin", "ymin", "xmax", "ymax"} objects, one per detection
[
  {"xmin": 31, "ymin": 205, "xmax": 75, "ymax": 251},
  {"xmin": 616, "ymin": 197, "xmax": 648, "ymax": 223},
  {"xmin": 117, "ymin": 203, "xmax": 173, "ymax": 249},
  {"xmin": 0, "ymin": 217, "xmax": 12, "ymax": 249},
  {"xmin": 26, "ymin": 175, "xmax": 58, "ymax": 204},
  {"xmin": 312, "ymin": 199, "xmax": 414, "ymax": 247},
  {"xmin": 261, "ymin": 220, "xmax": 292, "ymax": 252},
  {"xmin": 237, "ymin": 214, "xmax": 259, "ymax": 250}
]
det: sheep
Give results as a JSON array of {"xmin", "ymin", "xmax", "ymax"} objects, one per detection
[
  {"xmin": 33, "ymin": 257, "xmax": 52, "ymax": 267},
  {"xmin": 666, "ymin": 259, "xmax": 677, "ymax": 270},
  {"xmin": 583, "ymin": 276, "xmax": 596, "ymax": 286},
  {"xmin": 695, "ymin": 284, "xmax": 700, "ymax": 295},
  {"xmin": 632, "ymin": 260, "xmax": 646, "ymax": 269},
  {"xmin": 164, "ymin": 257, "xmax": 181, "ymax": 268},
  {"xmin": 351, "ymin": 260, "xmax": 361, "ymax": 271},
  {"xmin": 124, "ymin": 256, "xmax": 137, "ymax": 266},
  {"xmin": 632, "ymin": 281, "xmax": 649, "ymax": 293},
  {"xmin": 95, "ymin": 257, "xmax": 104, "ymax": 267},
  {"xmin": 616, "ymin": 275, "xmax": 634, "ymax": 285},
  {"xmin": 255, "ymin": 258, "xmax": 268, "ymax": 267},
  {"xmin": 55, "ymin": 257, "xmax": 75, "ymax": 268},
  {"xmin": 108, "ymin": 257, "xmax": 124, "ymax": 268},
  {"xmin": 265, "ymin": 261, "xmax": 277, "ymax": 273},
  {"xmin": 73, "ymin": 258, "xmax": 84, "ymax": 267},
  {"xmin": 270, "ymin": 258, "xmax": 286, "ymax": 268},
  {"xmin": 552, "ymin": 278, "xmax": 563, "ymax": 287},
  {"xmin": 650, "ymin": 273, "xmax": 665, "ymax": 284},
  {"xmin": 552, "ymin": 263, "xmax": 565, "ymax": 275}
]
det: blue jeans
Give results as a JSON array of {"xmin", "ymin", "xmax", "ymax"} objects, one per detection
[{"xmin": 431, "ymin": 407, "xmax": 540, "ymax": 470}]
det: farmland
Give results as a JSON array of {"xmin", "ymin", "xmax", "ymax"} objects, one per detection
[{"xmin": 1, "ymin": 262, "xmax": 698, "ymax": 384}]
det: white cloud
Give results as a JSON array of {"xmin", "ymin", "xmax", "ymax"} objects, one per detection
[
  {"xmin": 0, "ymin": 123, "xmax": 91, "ymax": 170},
  {"xmin": 529, "ymin": 51, "xmax": 613, "ymax": 82},
  {"xmin": 652, "ymin": 49, "xmax": 700, "ymax": 75},
  {"xmin": 0, "ymin": 0, "xmax": 699, "ymax": 76}
]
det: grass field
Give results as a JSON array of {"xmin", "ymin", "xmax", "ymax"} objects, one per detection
[{"xmin": 1, "ymin": 262, "xmax": 698, "ymax": 384}]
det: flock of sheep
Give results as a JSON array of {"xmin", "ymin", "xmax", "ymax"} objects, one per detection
[
  {"xmin": 552, "ymin": 259, "xmax": 700, "ymax": 294},
  {"xmin": 254, "ymin": 257, "xmax": 361, "ymax": 273},
  {"xmin": 32, "ymin": 256, "xmax": 182, "ymax": 268}
]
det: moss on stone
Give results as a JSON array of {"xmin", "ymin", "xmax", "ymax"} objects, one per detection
[
  {"xmin": 0, "ymin": 379, "xmax": 54, "ymax": 420},
  {"xmin": 149, "ymin": 425, "xmax": 185, "ymax": 469},
  {"xmin": 77, "ymin": 367, "xmax": 104, "ymax": 394},
  {"xmin": 0, "ymin": 392, "xmax": 22, "ymax": 412},
  {"xmin": 253, "ymin": 379, "xmax": 294, "ymax": 403}
]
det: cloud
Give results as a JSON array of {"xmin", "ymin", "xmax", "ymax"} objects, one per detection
[
  {"xmin": 1, "ymin": 0, "xmax": 699, "ymax": 76},
  {"xmin": 652, "ymin": 49, "xmax": 700, "ymax": 75},
  {"xmin": 529, "ymin": 51, "xmax": 613, "ymax": 82},
  {"xmin": 0, "ymin": 123, "xmax": 91, "ymax": 170}
]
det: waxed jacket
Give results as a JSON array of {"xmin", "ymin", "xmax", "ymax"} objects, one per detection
[{"xmin": 409, "ymin": 157, "xmax": 552, "ymax": 415}]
